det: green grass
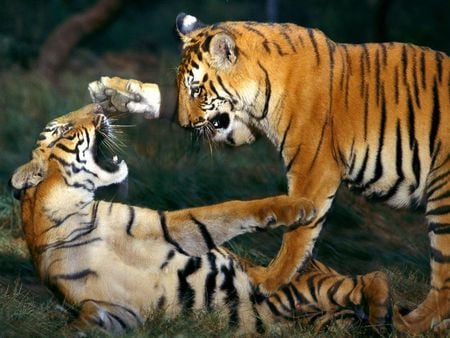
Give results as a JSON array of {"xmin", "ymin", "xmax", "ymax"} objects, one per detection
[{"xmin": 0, "ymin": 69, "xmax": 434, "ymax": 336}]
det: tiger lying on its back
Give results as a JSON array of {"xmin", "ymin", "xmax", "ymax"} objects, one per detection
[
  {"xmin": 92, "ymin": 14, "xmax": 450, "ymax": 333},
  {"xmin": 11, "ymin": 104, "xmax": 390, "ymax": 334}
]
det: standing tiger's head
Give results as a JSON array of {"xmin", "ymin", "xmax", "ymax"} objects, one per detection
[
  {"xmin": 11, "ymin": 104, "xmax": 128, "ymax": 198},
  {"xmin": 176, "ymin": 13, "xmax": 266, "ymax": 147}
]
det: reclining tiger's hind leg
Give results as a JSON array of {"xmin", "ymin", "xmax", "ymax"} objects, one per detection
[
  {"xmin": 394, "ymin": 162, "xmax": 450, "ymax": 334},
  {"xmin": 261, "ymin": 260, "xmax": 391, "ymax": 333},
  {"xmin": 69, "ymin": 300, "xmax": 143, "ymax": 335}
]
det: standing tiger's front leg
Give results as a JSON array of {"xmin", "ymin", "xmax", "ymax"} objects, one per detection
[
  {"xmin": 247, "ymin": 162, "xmax": 342, "ymax": 294},
  {"xmin": 162, "ymin": 195, "xmax": 316, "ymax": 256}
]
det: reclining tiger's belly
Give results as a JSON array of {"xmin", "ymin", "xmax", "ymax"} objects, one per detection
[{"xmin": 10, "ymin": 103, "xmax": 390, "ymax": 334}]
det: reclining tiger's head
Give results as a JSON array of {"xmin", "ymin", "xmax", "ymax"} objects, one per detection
[
  {"xmin": 176, "ymin": 13, "xmax": 263, "ymax": 147},
  {"xmin": 10, "ymin": 104, "xmax": 128, "ymax": 199}
]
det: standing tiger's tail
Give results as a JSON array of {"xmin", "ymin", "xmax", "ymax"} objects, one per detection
[{"xmin": 257, "ymin": 260, "xmax": 391, "ymax": 333}]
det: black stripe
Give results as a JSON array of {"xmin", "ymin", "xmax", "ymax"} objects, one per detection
[
  {"xmin": 348, "ymin": 139, "xmax": 357, "ymax": 175},
  {"xmin": 126, "ymin": 206, "xmax": 135, "ymax": 236},
  {"xmin": 157, "ymin": 296, "xmax": 166, "ymax": 310},
  {"xmin": 363, "ymin": 83, "xmax": 369, "ymax": 140},
  {"xmin": 427, "ymin": 182, "xmax": 447, "ymax": 201},
  {"xmin": 244, "ymin": 25, "xmax": 265, "ymax": 38},
  {"xmin": 205, "ymin": 252, "xmax": 218, "ymax": 309},
  {"xmin": 362, "ymin": 44, "xmax": 370, "ymax": 72},
  {"xmin": 394, "ymin": 66, "xmax": 399, "ymax": 104},
  {"xmin": 428, "ymin": 190, "xmax": 450, "ymax": 203},
  {"xmin": 52, "ymin": 268, "xmax": 97, "ymax": 281},
  {"xmin": 107, "ymin": 312, "xmax": 128, "ymax": 330},
  {"xmin": 160, "ymin": 249, "xmax": 176, "ymax": 270},
  {"xmin": 281, "ymin": 28, "xmax": 296, "ymax": 53},
  {"xmin": 372, "ymin": 120, "xmax": 404, "ymax": 201},
  {"xmin": 428, "ymin": 222, "xmax": 450, "ymax": 235},
  {"xmin": 365, "ymin": 85, "xmax": 387, "ymax": 186},
  {"xmin": 406, "ymin": 86, "xmax": 416, "ymax": 149},
  {"xmin": 289, "ymin": 283, "xmax": 310, "ymax": 305},
  {"xmin": 220, "ymin": 262, "xmax": 240, "ymax": 327},
  {"xmin": 257, "ymin": 61, "xmax": 271, "ymax": 120},
  {"xmin": 158, "ymin": 211, "xmax": 188, "ymax": 255},
  {"xmin": 354, "ymin": 147, "xmax": 370, "ymax": 184},
  {"xmin": 262, "ymin": 40, "xmax": 271, "ymax": 53},
  {"xmin": 327, "ymin": 279, "xmax": 345, "ymax": 306},
  {"xmin": 279, "ymin": 115, "xmax": 293, "ymax": 158},
  {"xmin": 429, "ymin": 77, "xmax": 441, "ymax": 156},
  {"xmin": 381, "ymin": 43, "xmax": 388, "ymax": 66},
  {"xmin": 209, "ymin": 81, "xmax": 222, "ymax": 99},
  {"xmin": 285, "ymin": 145, "xmax": 301, "ymax": 173},
  {"xmin": 375, "ymin": 49, "xmax": 381, "ymax": 106},
  {"xmin": 430, "ymin": 248, "xmax": 450, "ymax": 263},
  {"xmin": 426, "ymin": 205, "xmax": 450, "ymax": 216},
  {"xmin": 317, "ymin": 275, "xmax": 334, "ymax": 293},
  {"xmin": 280, "ymin": 284, "xmax": 296, "ymax": 310},
  {"xmin": 307, "ymin": 28, "xmax": 320, "ymax": 65},
  {"xmin": 306, "ymin": 274, "xmax": 318, "ymax": 302},
  {"xmin": 308, "ymin": 119, "xmax": 328, "ymax": 173},
  {"xmin": 200, "ymin": 35, "xmax": 213, "ymax": 53},
  {"xmin": 272, "ymin": 40, "xmax": 287, "ymax": 56},
  {"xmin": 420, "ymin": 51, "xmax": 427, "ymax": 89},
  {"xmin": 55, "ymin": 142, "xmax": 78, "ymax": 154},
  {"xmin": 178, "ymin": 256, "xmax": 202, "ymax": 311},
  {"xmin": 265, "ymin": 298, "xmax": 282, "ymax": 316},
  {"xmin": 412, "ymin": 48, "xmax": 421, "ymax": 108},
  {"xmin": 359, "ymin": 47, "xmax": 366, "ymax": 98},
  {"xmin": 190, "ymin": 215, "xmax": 216, "ymax": 250},
  {"xmin": 401, "ymin": 45, "xmax": 408, "ymax": 85},
  {"xmin": 411, "ymin": 140, "xmax": 421, "ymax": 193},
  {"xmin": 435, "ymin": 52, "xmax": 443, "ymax": 82},
  {"xmin": 427, "ymin": 170, "xmax": 450, "ymax": 194},
  {"xmin": 217, "ymin": 75, "xmax": 234, "ymax": 98}
]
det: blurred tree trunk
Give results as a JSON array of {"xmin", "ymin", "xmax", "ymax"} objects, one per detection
[
  {"xmin": 37, "ymin": 0, "xmax": 124, "ymax": 81},
  {"xmin": 374, "ymin": 0, "xmax": 392, "ymax": 42},
  {"xmin": 266, "ymin": 0, "xmax": 279, "ymax": 22}
]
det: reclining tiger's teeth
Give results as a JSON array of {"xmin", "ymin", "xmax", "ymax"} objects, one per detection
[{"xmin": 112, "ymin": 155, "xmax": 118, "ymax": 164}]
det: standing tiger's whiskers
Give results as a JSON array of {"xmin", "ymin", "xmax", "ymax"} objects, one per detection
[{"xmin": 194, "ymin": 121, "xmax": 217, "ymax": 154}]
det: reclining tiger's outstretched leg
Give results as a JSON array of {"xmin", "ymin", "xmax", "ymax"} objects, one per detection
[{"xmin": 253, "ymin": 259, "xmax": 391, "ymax": 333}]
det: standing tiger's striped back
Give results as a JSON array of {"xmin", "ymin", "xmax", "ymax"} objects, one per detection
[{"xmin": 173, "ymin": 14, "xmax": 449, "ymax": 334}]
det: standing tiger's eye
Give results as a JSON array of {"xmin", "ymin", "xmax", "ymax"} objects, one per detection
[{"xmin": 211, "ymin": 113, "xmax": 230, "ymax": 129}]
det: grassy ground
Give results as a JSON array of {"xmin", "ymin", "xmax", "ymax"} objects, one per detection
[{"xmin": 0, "ymin": 69, "xmax": 434, "ymax": 337}]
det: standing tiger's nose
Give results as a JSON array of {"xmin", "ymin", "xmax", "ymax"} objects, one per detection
[{"xmin": 191, "ymin": 116, "xmax": 207, "ymax": 128}]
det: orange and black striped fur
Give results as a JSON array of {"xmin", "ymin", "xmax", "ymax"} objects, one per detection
[
  {"xmin": 10, "ymin": 104, "xmax": 390, "ymax": 334},
  {"xmin": 171, "ymin": 14, "xmax": 450, "ymax": 333}
]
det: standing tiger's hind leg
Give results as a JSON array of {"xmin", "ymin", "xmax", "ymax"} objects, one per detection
[
  {"xmin": 264, "ymin": 260, "xmax": 391, "ymax": 333},
  {"xmin": 394, "ymin": 164, "xmax": 450, "ymax": 334},
  {"xmin": 69, "ymin": 300, "xmax": 143, "ymax": 335}
]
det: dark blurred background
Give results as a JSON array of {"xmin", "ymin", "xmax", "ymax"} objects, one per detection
[{"xmin": 0, "ymin": 2, "xmax": 448, "ymax": 321}]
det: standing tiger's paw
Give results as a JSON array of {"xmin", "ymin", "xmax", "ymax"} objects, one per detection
[
  {"xmin": 269, "ymin": 196, "xmax": 316, "ymax": 229},
  {"xmin": 88, "ymin": 76, "xmax": 161, "ymax": 119}
]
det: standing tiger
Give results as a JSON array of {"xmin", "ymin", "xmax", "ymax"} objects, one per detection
[
  {"xmin": 10, "ymin": 104, "xmax": 391, "ymax": 334},
  {"xmin": 91, "ymin": 13, "xmax": 449, "ymax": 333}
]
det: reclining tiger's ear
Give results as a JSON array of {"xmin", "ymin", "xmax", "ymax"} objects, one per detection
[
  {"xmin": 176, "ymin": 13, "xmax": 206, "ymax": 42},
  {"xmin": 11, "ymin": 158, "xmax": 47, "ymax": 192},
  {"xmin": 209, "ymin": 33, "xmax": 237, "ymax": 69}
]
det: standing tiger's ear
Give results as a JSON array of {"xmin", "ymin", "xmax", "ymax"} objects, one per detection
[
  {"xmin": 176, "ymin": 13, "xmax": 206, "ymax": 42},
  {"xmin": 209, "ymin": 33, "xmax": 237, "ymax": 69}
]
